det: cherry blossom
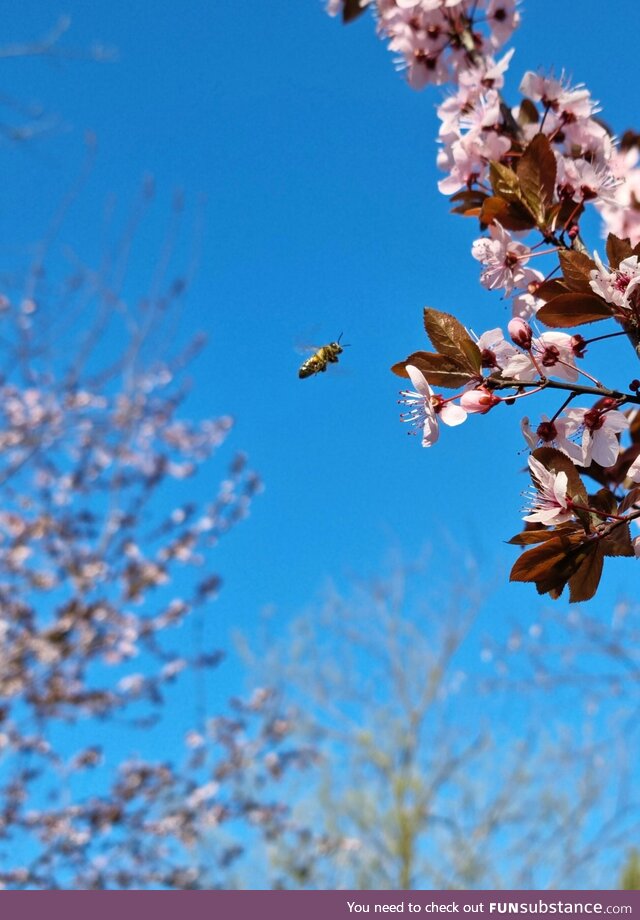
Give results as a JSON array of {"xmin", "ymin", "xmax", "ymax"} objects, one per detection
[
  {"xmin": 596, "ymin": 147, "xmax": 640, "ymax": 246},
  {"xmin": 521, "ymin": 414, "xmax": 582, "ymax": 464},
  {"xmin": 501, "ymin": 331, "xmax": 580, "ymax": 383},
  {"xmin": 561, "ymin": 406, "xmax": 630, "ymax": 468},
  {"xmin": 399, "ymin": 365, "xmax": 466, "ymax": 447},
  {"xmin": 475, "ymin": 327, "xmax": 519, "ymax": 371},
  {"xmin": 472, "ymin": 223, "xmax": 532, "ymax": 295},
  {"xmin": 523, "ymin": 456, "xmax": 574, "ymax": 525},
  {"xmin": 556, "ymin": 157, "xmax": 621, "ymax": 207},
  {"xmin": 519, "ymin": 71, "xmax": 596, "ymax": 122},
  {"xmin": 329, "ymin": 0, "xmax": 640, "ymax": 599},
  {"xmin": 437, "ymin": 130, "xmax": 511, "ymax": 195},
  {"xmin": 511, "ymin": 287, "xmax": 544, "ymax": 319},
  {"xmin": 589, "ymin": 253, "xmax": 640, "ymax": 314},
  {"xmin": 626, "ymin": 454, "xmax": 640, "ymax": 482}
]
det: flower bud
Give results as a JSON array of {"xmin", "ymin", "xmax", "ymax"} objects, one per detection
[
  {"xmin": 537, "ymin": 420, "xmax": 557, "ymax": 442},
  {"xmin": 571, "ymin": 334, "xmax": 587, "ymax": 358},
  {"xmin": 460, "ymin": 387, "xmax": 501, "ymax": 415},
  {"xmin": 508, "ymin": 317, "xmax": 533, "ymax": 350}
]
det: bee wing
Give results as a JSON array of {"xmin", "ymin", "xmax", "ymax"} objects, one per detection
[{"xmin": 295, "ymin": 343, "xmax": 321, "ymax": 356}]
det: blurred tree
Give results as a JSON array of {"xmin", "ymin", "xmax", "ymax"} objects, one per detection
[
  {"xmin": 0, "ymin": 163, "xmax": 319, "ymax": 889},
  {"xmin": 620, "ymin": 849, "xmax": 640, "ymax": 890},
  {"xmin": 0, "ymin": 18, "xmax": 324, "ymax": 890},
  {"xmin": 239, "ymin": 558, "xmax": 640, "ymax": 889},
  {"xmin": 0, "ymin": 17, "xmax": 115, "ymax": 144}
]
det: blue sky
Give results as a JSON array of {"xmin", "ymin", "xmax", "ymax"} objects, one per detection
[{"xmin": 2, "ymin": 0, "xmax": 640, "ymax": 725}]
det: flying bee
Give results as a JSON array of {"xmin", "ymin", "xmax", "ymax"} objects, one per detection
[{"xmin": 298, "ymin": 333, "xmax": 349, "ymax": 379}]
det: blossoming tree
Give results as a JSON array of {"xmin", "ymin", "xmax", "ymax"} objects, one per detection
[
  {"xmin": 0, "ymin": 187, "xmax": 318, "ymax": 888},
  {"xmin": 327, "ymin": 0, "xmax": 640, "ymax": 602}
]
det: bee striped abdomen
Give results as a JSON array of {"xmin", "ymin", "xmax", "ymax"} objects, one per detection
[{"xmin": 298, "ymin": 356, "xmax": 324, "ymax": 378}]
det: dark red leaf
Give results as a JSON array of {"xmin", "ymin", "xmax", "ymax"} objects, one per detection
[
  {"xmin": 517, "ymin": 98, "xmax": 540, "ymax": 127},
  {"xmin": 489, "ymin": 161, "xmax": 521, "ymax": 204},
  {"xmin": 568, "ymin": 542, "xmax": 604, "ymax": 602},
  {"xmin": 606, "ymin": 233, "xmax": 633, "ymax": 268},
  {"xmin": 537, "ymin": 293, "xmax": 612, "ymax": 327},
  {"xmin": 510, "ymin": 531, "xmax": 588, "ymax": 598},
  {"xmin": 480, "ymin": 196, "xmax": 535, "ymax": 232},
  {"xmin": 535, "ymin": 279, "xmax": 570, "ymax": 302},
  {"xmin": 423, "ymin": 308, "xmax": 474, "ymax": 360},
  {"xmin": 517, "ymin": 134, "xmax": 557, "ymax": 222},
  {"xmin": 391, "ymin": 350, "xmax": 479, "ymax": 389},
  {"xmin": 558, "ymin": 249, "xmax": 597, "ymax": 294}
]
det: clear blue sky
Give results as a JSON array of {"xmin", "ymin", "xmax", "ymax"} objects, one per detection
[{"xmin": 2, "ymin": 0, "xmax": 640, "ymax": 722}]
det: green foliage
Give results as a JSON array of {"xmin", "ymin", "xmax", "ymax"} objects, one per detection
[{"xmin": 620, "ymin": 849, "xmax": 640, "ymax": 890}]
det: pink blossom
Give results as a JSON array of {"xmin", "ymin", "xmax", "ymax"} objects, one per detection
[
  {"xmin": 485, "ymin": 0, "xmax": 520, "ymax": 47},
  {"xmin": 523, "ymin": 456, "xmax": 574, "ymax": 525},
  {"xmin": 512, "ymin": 289, "xmax": 543, "ymax": 319},
  {"xmin": 437, "ymin": 132, "xmax": 511, "ymax": 195},
  {"xmin": 501, "ymin": 331, "xmax": 579, "ymax": 383},
  {"xmin": 556, "ymin": 156, "xmax": 621, "ymax": 207},
  {"xmin": 627, "ymin": 454, "xmax": 640, "ymax": 483},
  {"xmin": 471, "ymin": 223, "xmax": 531, "ymax": 295},
  {"xmin": 589, "ymin": 252, "xmax": 640, "ymax": 314},
  {"xmin": 474, "ymin": 327, "xmax": 519, "ymax": 371},
  {"xmin": 521, "ymin": 414, "xmax": 579, "ymax": 461},
  {"xmin": 457, "ymin": 49, "xmax": 515, "ymax": 93},
  {"xmin": 457, "ymin": 89, "xmax": 503, "ymax": 134},
  {"xmin": 399, "ymin": 365, "xmax": 467, "ymax": 447},
  {"xmin": 596, "ymin": 148, "xmax": 640, "ymax": 246},
  {"xmin": 519, "ymin": 71, "xmax": 596, "ymax": 121},
  {"xmin": 561, "ymin": 406, "xmax": 630, "ymax": 468}
]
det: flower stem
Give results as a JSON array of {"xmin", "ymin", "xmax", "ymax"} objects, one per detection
[{"xmin": 488, "ymin": 375, "xmax": 640, "ymax": 405}]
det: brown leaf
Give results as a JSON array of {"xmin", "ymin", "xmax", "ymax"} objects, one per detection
[
  {"xmin": 568, "ymin": 542, "xmax": 604, "ymax": 602},
  {"xmin": 620, "ymin": 485, "xmax": 640, "ymax": 512},
  {"xmin": 600, "ymin": 522, "xmax": 635, "ymax": 557},
  {"xmin": 606, "ymin": 233, "xmax": 633, "ymax": 269},
  {"xmin": 391, "ymin": 361, "xmax": 411, "ymax": 379},
  {"xmin": 517, "ymin": 134, "xmax": 556, "ymax": 223},
  {"xmin": 508, "ymin": 523, "xmax": 579, "ymax": 546},
  {"xmin": 509, "ymin": 531, "xmax": 588, "ymax": 598},
  {"xmin": 588, "ymin": 487, "xmax": 618, "ymax": 518},
  {"xmin": 537, "ymin": 293, "xmax": 612, "ymax": 327},
  {"xmin": 423, "ymin": 308, "xmax": 475, "ymax": 361},
  {"xmin": 449, "ymin": 190, "xmax": 488, "ymax": 213},
  {"xmin": 558, "ymin": 249, "xmax": 597, "ymax": 294},
  {"xmin": 489, "ymin": 161, "xmax": 522, "ymax": 204},
  {"xmin": 391, "ymin": 351, "xmax": 479, "ymax": 389},
  {"xmin": 480, "ymin": 196, "xmax": 535, "ymax": 232},
  {"xmin": 535, "ymin": 279, "xmax": 570, "ymax": 302},
  {"xmin": 517, "ymin": 98, "xmax": 540, "ymax": 127},
  {"xmin": 459, "ymin": 338, "xmax": 482, "ymax": 374}
]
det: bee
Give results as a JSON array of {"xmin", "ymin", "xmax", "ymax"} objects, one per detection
[{"xmin": 298, "ymin": 334, "xmax": 349, "ymax": 379}]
